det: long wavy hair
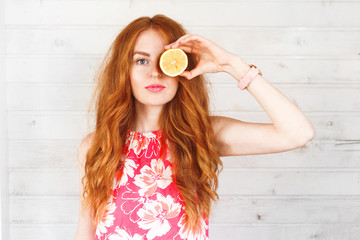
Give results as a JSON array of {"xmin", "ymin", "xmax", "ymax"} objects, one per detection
[{"xmin": 82, "ymin": 14, "xmax": 223, "ymax": 232}]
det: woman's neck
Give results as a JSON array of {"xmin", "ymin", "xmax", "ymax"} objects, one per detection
[{"xmin": 132, "ymin": 102, "xmax": 163, "ymax": 132}]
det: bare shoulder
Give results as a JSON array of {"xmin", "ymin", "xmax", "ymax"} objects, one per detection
[
  {"xmin": 82, "ymin": 132, "xmax": 95, "ymax": 146},
  {"xmin": 77, "ymin": 132, "xmax": 95, "ymax": 166},
  {"xmin": 74, "ymin": 132, "xmax": 97, "ymax": 239}
]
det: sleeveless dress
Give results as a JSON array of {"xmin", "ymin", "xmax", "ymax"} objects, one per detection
[{"xmin": 94, "ymin": 130, "xmax": 209, "ymax": 240}]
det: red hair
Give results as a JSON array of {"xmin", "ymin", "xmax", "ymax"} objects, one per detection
[{"xmin": 82, "ymin": 14, "xmax": 223, "ymax": 232}]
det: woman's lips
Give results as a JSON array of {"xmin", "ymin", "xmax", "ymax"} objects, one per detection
[{"xmin": 145, "ymin": 84, "xmax": 165, "ymax": 92}]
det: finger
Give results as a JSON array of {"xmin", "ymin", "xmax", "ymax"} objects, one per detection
[
  {"xmin": 165, "ymin": 41, "xmax": 181, "ymax": 49},
  {"xmin": 180, "ymin": 71, "xmax": 191, "ymax": 80},
  {"xmin": 174, "ymin": 33, "xmax": 192, "ymax": 45},
  {"xmin": 172, "ymin": 36, "xmax": 199, "ymax": 49},
  {"xmin": 170, "ymin": 33, "xmax": 199, "ymax": 49},
  {"xmin": 163, "ymin": 45, "xmax": 194, "ymax": 55},
  {"xmin": 177, "ymin": 36, "xmax": 205, "ymax": 48},
  {"xmin": 165, "ymin": 41, "xmax": 198, "ymax": 55},
  {"xmin": 175, "ymin": 46, "xmax": 194, "ymax": 54},
  {"xmin": 165, "ymin": 33, "xmax": 192, "ymax": 49},
  {"xmin": 180, "ymin": 67, "xmax": 203, "ymax": 80}
]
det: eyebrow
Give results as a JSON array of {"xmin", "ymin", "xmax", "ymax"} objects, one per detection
[{"xmin": 133, "ymin": 51, "xmax": 150, "ymax": 57}]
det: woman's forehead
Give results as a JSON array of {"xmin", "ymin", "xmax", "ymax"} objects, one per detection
[{"xmin": 133, "ymin": 29, "xmax": 167, "ymax": 53}]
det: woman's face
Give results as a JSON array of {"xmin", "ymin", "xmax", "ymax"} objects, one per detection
[{"xmin": 130, "ymin": 29, "xmax": 179, "ymax": 108}]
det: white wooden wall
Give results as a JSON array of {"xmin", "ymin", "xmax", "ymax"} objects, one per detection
[
  {"xmin": 1, "ymin": 0, "xmax": 9, "ymax": 238},
  {"xmin": 3, "ymin": 0, "xmax": 360, "ymax": 239}
]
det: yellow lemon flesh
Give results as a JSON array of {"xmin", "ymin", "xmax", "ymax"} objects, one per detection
[{"xmin": 159, "ymin": 48, "xmax": 188, "ymax": 77}]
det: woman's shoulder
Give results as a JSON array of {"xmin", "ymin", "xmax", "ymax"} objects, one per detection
[
  {"xmin": 77, "ymin": 132, "xmax": 95, "ymax": 166},
  {"xmin": 80, "ymin": 132, "xmax": 95, "ymax": 150}
]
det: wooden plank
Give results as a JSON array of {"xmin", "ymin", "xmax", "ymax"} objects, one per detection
[
  {"xmin": 206, "ymin": 58, "xmax": 360, "ymax": 84},
  {"xmin": 7, "ymin": 112, "xmax": 94, "ymax": 140},
  {"xmin": 10, "ymin": 197, "xmax": 79, "ymax": 224},
  {"xmin": 5, "ymin": 1, "xmax": 360, "ymax": 27},
  {"xmin": 195, "ymin": 27, "xmax": 360, "ymax": 58},
  {"xmin": 209, "ymin": 84, "xmax": 360, "ymax": 113},
  {"xmin": 9, "ymin": 140, "xmax": 80, "ymax": 169},
  {"xmin": 211, "ymin": 196, "xmax": 360, "ymax": 223},
  {"xmin": 0, "ymin": 0, "xmax": 9, "ymax": 237},
  {"xmin": 6, "ymin": 56, "xmax": 102, "ymax": 84},
  {"xmin": 213, "ymin": 111, "xmax": 360, "ymax": 142},
  {"xmin": 6, "ymin": 27, "xmax": 360, "ymax": 57},
  {"xmin": 9, "ymin": 169, "xmax": 360, "ymax": 196},
  {"xmin": 9, "ymin": 170, "xmax": 79, "ymax": 196},
  {"xmin": 7, "ymin": 56, "xmax": 360, "ymax": 84},
  {"xmin": 209, "ymin": 223, "xmax": 360, "ymax": 240},
  {"xmin": 9, "ymin": 196, "xmax": 360, "ymax": 224},
  {"xmin": 7, "ymin": 84, "xmax": 93, "ymax": 111},
  {"xmin": 6, "ymin": 27, "xmax": 116, "ymax": 55},
  {"xmin": 7, "ymin": 111, "xmax": 360, "ymax": 141},
  {"xmin": 8, "ymin": 223, "xmax": 360, "ymax": 240},
  {"xmin": 8, "ymin": 140, "xmax": 360, "ymax": 169},
  {"xmin": 6, "ymin": 84, "xmax": 360, "ymax": 112},
  {"xmin": 217, "ymin": 169, "xmax": 360, "ymax": 196},
  {"xmin": 221, "ymin": 140, "xmax": 360, "ymax": 168},
  {"xmin": 10, "ymin": 225, "xmax": 76, "ymax": 240}
]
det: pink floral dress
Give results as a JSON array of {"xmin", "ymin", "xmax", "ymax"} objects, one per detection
[{"xmin": 94, "ymin": 130, "xmax": 209, "ymax": 240}]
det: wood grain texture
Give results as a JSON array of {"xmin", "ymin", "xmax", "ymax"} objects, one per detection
[
  {"xmin": 0, "ymin": 0, "xmax": 9, "ymax": 238},
  {"xmin": 8, "ymin": 140, "xmax": 360, "ymax": 169},
  {"xmin": 6, "ymin": 84, "xmax": 360, "ymax": 112},
  {"xmin": 7, "ymin": 112, "xmax": 360, "ymax": 140},
  {"xmin": 9, "ymin": 196, "xmax": 360, "ymax": 224},
  {"xmin": 8, "ymin": 169, "xmax": 360, "ymax": 196},
  {"xmin": 6, "ymin": 28, "xmax": 360, "ymax": 56},
  {"xmin": 5, "ymin": 1, "xmax": 360, "ymax": 27},
  {"xmin": 6, "ymin": 57, "xmax": 360, "ymax": 84}
]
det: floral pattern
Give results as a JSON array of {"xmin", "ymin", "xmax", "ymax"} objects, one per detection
[
  {"xmin": 134, "ymin": 158, "xmax": 173, "ymax": 196},
  {"xmin": 95, "ymin": 195, "xmax": 117, "ymax": 237},
  {"xmin": 108, "ymin": 226, "xmax": 144, "ymax": 240},
  {"xmin": 118, "ymin": 158, "xmax": 138, "ymax": 187},
  {"xmin": 137, "ymin": 193, "xmax": 182, "ymax": 239},
  {"xmin": 178, "ymin": 214, "xmax": 209, "ymax": 240},
  {"xmin": 94, "ymin": 130, "xmax": 209, "ymax": 240}
]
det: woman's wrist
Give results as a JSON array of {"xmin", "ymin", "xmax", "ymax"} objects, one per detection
[{"xmin": 223, "ymin": 54, "xmax": 251, "ymax": 82}]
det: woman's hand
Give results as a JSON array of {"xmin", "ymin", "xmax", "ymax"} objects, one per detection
[{"xmin": 164, "ymin": 33, "xmax": 238, "ymax": 80}]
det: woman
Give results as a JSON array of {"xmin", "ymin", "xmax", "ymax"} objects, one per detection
[{"xmin": 74, "ymin": 14, "xmax": 315, "ymax": 240}]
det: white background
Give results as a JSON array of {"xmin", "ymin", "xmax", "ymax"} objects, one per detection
[
  {"xmin": 1, "ymin": 0, "xmax": 9, "ymax": 238},
  {"xmin": 1, "ymin": 0, "xmax": 360, "ymax": 239}
]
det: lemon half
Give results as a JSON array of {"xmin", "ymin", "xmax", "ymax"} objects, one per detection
[{"xmin": 159, "ymin": 48, "xmax": 188, "ymax": 77}]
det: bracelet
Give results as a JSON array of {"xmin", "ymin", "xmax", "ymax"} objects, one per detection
[{"xmin": 237, "ymin": 64, "xmax": 263, "ymax": 90}]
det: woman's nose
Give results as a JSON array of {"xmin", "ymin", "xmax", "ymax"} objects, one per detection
[{"xmin": 150, "ymin": 62, "xmax": 163, "ymax": 78}]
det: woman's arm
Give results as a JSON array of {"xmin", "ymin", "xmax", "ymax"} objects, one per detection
[
  {"xmin": 165, "ymin": 34, "xmax": 315, "ymax": 157},
  {"xmin": 74, "ymin": 133, "xmax": 97, "ymax": 240},
  {"xmin": 211, "ymin": 55, "xmax": 315, "ymax": 156}
]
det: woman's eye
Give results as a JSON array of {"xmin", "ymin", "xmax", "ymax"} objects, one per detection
[{"xmin": 136, "ymin": 59, "xmax": 148, "ymax": 65}]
